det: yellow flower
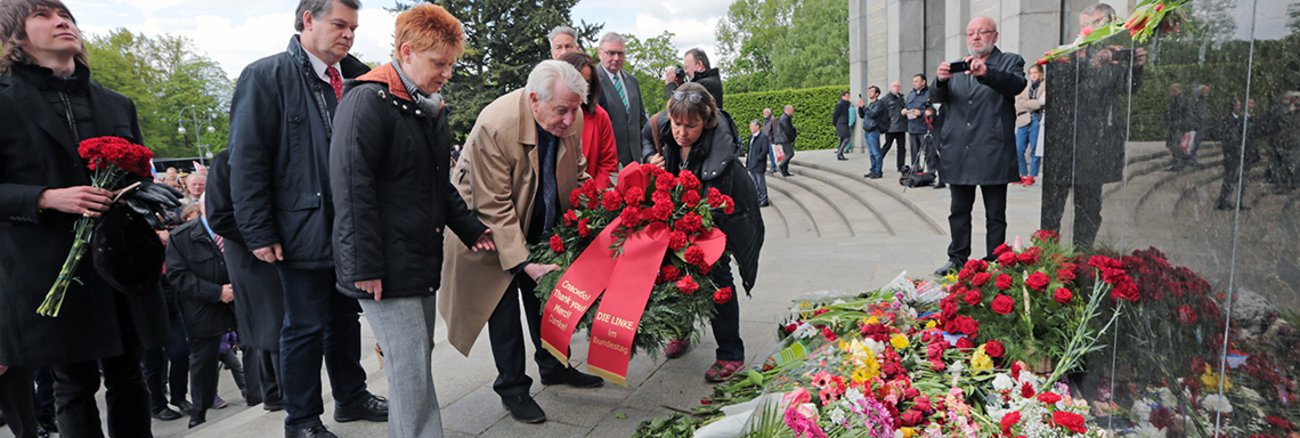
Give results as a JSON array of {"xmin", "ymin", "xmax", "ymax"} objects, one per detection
[
  {"xmin": 970, "ymin": 345, "xmax": 994, "ymax": 372},
  {"xmin": 865, "ymin": 316, "xmax": 880, "ymax": 326},
  {"xmin": 851, "ymin": 368, "xmax": 871, "ymax": 384},
  {"xmin": 839, "ymin": 340, "xmax": 849, "ymax": 352},
  {"xmin": 890, "ymin": 333, "xmax": 910, "ymax": 350},
  {"xmin": 943, "ymin": 273, "xmax": 958, "ymax": 284},
  {"xmin": 925, "ymin": 320, "xmax": 938, "ymax": 330},
  {"xmin": 900, "ymin": 427, "xmax": 916, "ymax": 438},
  {"xmin": 1201, "ymin": 369, "xmax": 1233, "ymax": 390}
]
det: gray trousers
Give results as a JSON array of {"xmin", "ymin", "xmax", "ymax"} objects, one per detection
[{"xmin": 359, "ymin": 295, "xmax": 442, "ymax": 438}]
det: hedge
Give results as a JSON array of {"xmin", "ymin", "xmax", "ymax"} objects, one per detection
[{"xmin": 723, "ymin": 85, "xmax": 847, "ymax": 151}]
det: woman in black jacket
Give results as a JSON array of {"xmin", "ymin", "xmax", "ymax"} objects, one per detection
[
  {"xmin": 642, "ymin": 82, "xmax": 765, "ymax": 382},
  {"xmin": 0, "ymin": 1, "xmax": 168, "ymax": 436},
  {"xmin": 328, "ymin": 5, "xmax": 492, "ymax": 437}
]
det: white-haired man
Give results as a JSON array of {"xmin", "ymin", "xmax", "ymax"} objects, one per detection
[
  {"xmin": 595, "ymin": 32, "xmax": 647, "ymax": 165},
  {"xmin": 547, "ymin": 25, "xmax": 580, "ymax": 59},
  {"xmin": 439, "ymin": 60, "xmax": 599, "ymax": 424}
]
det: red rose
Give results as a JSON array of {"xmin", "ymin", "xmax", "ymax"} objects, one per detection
[
  {"xmin": 601, "ymin": 190, "xmax": 622, "ymax": 211},
  {"xmin": 995, "ymin": 273, "xmax": 1013, "ymax": 290},
  {"xmin": 1053, "ymin": 287, "xmax": 1073, "ymax": 304},
  {"xmin": 971, "ymin": 272, "xmax": 991, "ymax": 287},
  {"xmin": 900, "ymin": 409, "xmax": 923, "ymax": 427},
  {"xmin": 957, "ymin": 267, "xmax": 974, "ymax": 281},
  {"xmin": 784, "ymin": 323, "xmax": 799, "ymax": 333},
  {"xmin": 679, "ymin": 170, "xmax": 701, "ymax": 191},
  {"xmin": 1025, "ymin": 271, "xmax": 1049, "ymax": 291},
  {"xmin": 713, "ymin": 286, "xmax": 733, "ymax": 304},
  {"xmin": 676, "ymin": 275, "xmax": 699, "ymax": 295},
  {"xmin": 668, "ymin": 230, "xmax": 688, "ymax": 251},
  {"xmin": 984, "ymin": 340, "xmax": 1005, "ymax": 358},
  {"xmin": 1052, "ymin": 411, "xmax": 1087, "ymax": 434},
  {"xmin": 941, "ymin": 298, "xmax": 958, "ymax": 321},
  {"xmin": 1017, "ymin": 247, "xmax": 1041, "ymax": 265},
  {"xmin": 955, "ymin": 337, "xmax": 974, "ymax": 350},
  {"xmin": 1000, "ymin": 411, "xmax": 1021, "ymax": 435},
  {"xmin": 682, "ymin": 189, "xmax": 701, "ymax": 206},
  {"xmin": 1056, "ymin": 268, "xmax": 1076, "ymax": 284},
  {"xmin": 912, "ymin": 395, "xmax": 932, "ymax": 412},
  {"xmin": 991, "ymin": 294, "xmax": 1015, "ymax": 315},
  {"xmin": 956, "ymin": 316, "xmax": 980, "ymax": 338},
  {"xmin": 964, "ymin": 259, "xmax": 989, "ymax": 272},
  {"xmin": 1032, "ymin": 229, "xmax": 1059, "ymax": 243},
  {"xmin": 993, "ymin": 243, "xmax": 1012, "ymax": 256},
  {"xmin": 1176, "ymin": 304, "xmax": 1198, "ymax": 325},
  {"xmin": 685, "ymin": 245, "xmax": 707, "ymax": 269},
  {"xmin": 1037, "ymin": 392, "xmax": 1061, "ymax": 404},
  {"xmin": 997, "ymin": 251, "xmax": 1018, "ymax": 266},
  {"xmin": 548, "ymin": 234, "xmax": 565, "ymax": 253},
  {"xmin": 963, "ymin": 289, "xmax": 983, "ymax": 306}
]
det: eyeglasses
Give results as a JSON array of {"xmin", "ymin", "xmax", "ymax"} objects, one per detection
[
  {"xmin": 601, "ymin": 50, "xmax": 626, "ymax": 57},
  {"xmin": 673, "ymin": 90, "xmax": 705, "ymax": 104},
  {"xmin": 966, "ymin": 29, "xmax": 996, "ymax": 38}
]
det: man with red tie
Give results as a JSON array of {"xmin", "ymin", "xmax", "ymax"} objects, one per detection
[{"xmin": 227, "ymin": 1, "xmax": 386, "ymax": 437}]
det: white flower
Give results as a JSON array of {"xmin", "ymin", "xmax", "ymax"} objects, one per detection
[
  {"xmin": 1130, "ymin": 399, "xmax": 1153, "ymax": 422},
  {"xmin": 1237, "ymin": 387, "xmax": 1262, "ymax": 402},
  {"xmin": 1199, "ymin": 394, "xmax": 1233, "ymax": 413},
  {"xmin": 1156, "ymin": 387, "xmax": 1178, "ymax": 407},
  {"xmin": 845, "ymin": 387, "xmax": 866, "ymax": 406},
  {"xmin": 864, "ymin": 338, "xmax": 886, "ymax": 355},
  {"xmin": 1131, "ymin": 423, "xmax": 1165, "ymax": 437},
  {"xmin": 992, "ymin": 373, "xmax": 1015, "ymax": 391},
  {"xmin": 828, "ymin": 407, "xmax": 847, "ymax": 428}
]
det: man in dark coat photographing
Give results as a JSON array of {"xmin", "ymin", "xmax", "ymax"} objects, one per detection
[{"xmin": 930, "ymin": 16, "xmax": 1027, "ymax": 275}]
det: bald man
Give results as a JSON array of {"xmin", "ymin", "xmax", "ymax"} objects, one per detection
[{"xmin": 931, "ymin": 16, "xmax": 1026, "ymax": 276}]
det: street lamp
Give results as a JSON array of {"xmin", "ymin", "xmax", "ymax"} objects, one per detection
[{"xmin": 178, "ymin": 104, "xmax": 216, "ymax": 165}]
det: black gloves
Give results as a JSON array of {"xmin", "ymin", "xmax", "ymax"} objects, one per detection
[{"xmin": 123, "ymin": 182, "xmax": 183, "ymax": 229}]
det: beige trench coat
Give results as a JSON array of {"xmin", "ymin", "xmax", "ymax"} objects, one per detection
[{"xmin": 439, "ymin": 88, "xmax": 589, "ymax": 355}]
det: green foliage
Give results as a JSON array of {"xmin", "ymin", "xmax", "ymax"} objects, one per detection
[
  {"xmin": 716, "ymin": 0, "xmax": 846, "ymax": 93},
  {"xmin": 622, "ymin": 31, "xmax": 680, "ymax": 117},
  {"xmin": 396, "ymin": 0, "xmax": 601, "ymax": 144},
  {"xmin": 85, "ymin": 29, "xmax": 231, "ymax": 159},
  {"xmin": 723, "ymin": 85, "xmax": 846, "ymax": 151}
]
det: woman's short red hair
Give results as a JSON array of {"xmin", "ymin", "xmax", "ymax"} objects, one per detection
[{"xmin": 393, "ymin": 4, "xmax": 464, "ymax": 58}]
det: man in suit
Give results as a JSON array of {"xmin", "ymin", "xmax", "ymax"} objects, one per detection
[
  {"xmin": 440, "ymin": 61, "xmax": 601, "ymax": 425},
  {"xmin": 881, "ymin": 81, "xmax": 908, "ymax": 172},
  {"xmin": 833, "ymin": 91, "xmax": 852, "ymax": 160},
  {"xmin": 931, "ymin": 16, "xmax": 1027, "ymax": 275},
  {"xmin": 164, "ymin": 195, "xmax": 237, "ymax": 429},
  {"xmin": 774, "ymin": 105, "xmax": 798, "ymax": 177},
  {"xmin": 596, "ymin": 32, "xmax": 648, "ymax": 165},
  {"xmin": 227, "ymin": 0, "xmax": 386, "ymax": 436},
  {"xmin": 745, "ymin": 119, "xmax": 772, "ymax": 206}
]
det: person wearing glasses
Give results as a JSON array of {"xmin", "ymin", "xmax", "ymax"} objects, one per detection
[
  {"xmin": 931, "ymin": 16, "xmax": 1027, "ymax": 276},
  {"xmin": 641, "ymin": 83, "xmax": 765, "ymax": 382},
  {"xmin": 596, "ymin": 32, "xmax": 648, "ymax": 166}
]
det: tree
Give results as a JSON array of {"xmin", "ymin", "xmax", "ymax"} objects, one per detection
[
  {"xmin": 714, "ymin": 0, "xmax": 846, "ymax": 93},
  {"xmin": 715, "ymin": 0, "xmax": 794, "ymax": 94},
  {"xmin": 622, "ymin": 31, "xmax": 679, "ymax": 115},
  {"xmin": 394, "ymin": 0, "xmax": 602, "ymax": 143},
  {"xmin": 85, "ymin": 29, "xmax": 232, "ymax": 159}
]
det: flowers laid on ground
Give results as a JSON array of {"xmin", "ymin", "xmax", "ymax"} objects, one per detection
[
  {"xmin": 530, "ymin": 163, "xmax": 735, "ymax": 358},
  {"xmin": 38, "ymin": 136, "xmax": 154, "ymax": 317}
]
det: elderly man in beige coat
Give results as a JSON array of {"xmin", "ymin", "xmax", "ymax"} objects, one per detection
[{"xmin": 440, "ymin": 60, "xmax": 601, "ymax": 425}]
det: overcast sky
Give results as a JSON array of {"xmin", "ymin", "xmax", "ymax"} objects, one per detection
[{"xmin": 70, "ymin": 0, "xmax": 732, "ymax": 78}]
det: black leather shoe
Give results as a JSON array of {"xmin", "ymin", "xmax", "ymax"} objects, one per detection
[
  {"xmin": 285, "ymin": 425, "xmax": 338, "ymax": 438},
  {"xmin": 36, "ymin": 425, "xmax": 49, "ymax": 438},
  {"xmin": 541, "ymin": 367, "xmax": 604, "ymax": 388},
  {"xmin": 334, "ymin": 394, "xmax": 388, "ymax": 423},
  {"xmin": 37, "ymin": 416, "xmax": 56, "ymax": 433},
  {"xmin": 151, "ymin": 406, "xmax": 183, "ymax": 421},
  {"xmin": 934, "ymin": 260, "xmax": 960, "ymax": 277},
  {"xmin": 501, "ymin": 395, "xmax": 547, "ymax": 424},
  {"xmin": 933, "ymin": 182, "xmax": 947, "ymax": 189},
  {"xmin": 187, "ymin": 411, "xmax": 206, "ymax": 429},
  {"xmin": 171, "ymin": 400, "xmax": 193, "ymax": 415},
  {"xmin": 263, "ymin": 399, "xmax": 285, "ymax": 412}
]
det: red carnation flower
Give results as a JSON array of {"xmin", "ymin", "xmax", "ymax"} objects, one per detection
[
  {"xmin": 707, "ymin": 187, "xmax": 725, "ymax": 208},
  {"xmin": 984, "ymin": 340, "xmax": 1005, "ymax": 358},
  {"xmin": 713, "ymin": 286, "xmax": 733, "ymax": 304},
  {"xmin": 1000, "ymin": 411, "xmax": 1021, "ymax": 435},
  {"xmin": 576, "ymin": 218, "xmax": 591, "ymax": 238},
  {"xmin": 569, "ymin": 190, "xmax": 583, "ymax": 209},
  {"xmin": 677, "ymin": 212, "xmax": 704, "ymax": 234},
  {"xmin": 562, "ymin": 209, "xmax": 578, "ymax": 226},
  {"xmin": 601, "ymin": 190, "xmax": 622, "ymax": 211},
  {"xmin": 1025, "ymin": 271, "xmax": 1049, "ymax": 291},
  {"xmin": 679, "ymin": 170, "xmax": 701, "ymax": 191},
  {"xmin": 1176, "ymin": 304, "xmax": 1198, "ymax": 325},
  {"xmin": 991, "ymin": 294, "xmax": 1015, "ymax": 315},
  {"xmin": 1053, "ymin": 287, "xmax": 1073, "ymax": 305},
  {"xmin": 1020, "ymin": 382, "xmax": 1035, "ymax": 398},
  {"xmin": 659, "ymin": 265, "xmax": 680, "ymax": 282},
  {"xmin": 971, "ymin": 272, "xmax": 991, "ymax": 287},
  {"xmin": 548, "ymin": 234, "xmax": 565, "ymax": 253},
  {"xmin": 676, "ymin": 275, "xmax": 699, "ymax": 295},
  {"xmin": 682, "ymin": 189, "xmax": 701, "ymax": 206},
  {"xmin": 685, "ymin": 245, "xmax": 707, "ymax": 269},
  {"xmin": 1037, "ymin": 392, "xmax": 1061, "ymax": 404},
  {"xmin": 822, "ymin": 326, "xmax": 837, "ymax": 342},
  {"xmin": 619, "ymin": 205, "xmax": 642, "ymax": 227},
  {"xmin": 647, "ymin": 200, "xmax": 673, "ymax": 222},
  {"xmin": 721, "ymin": 195, "xmax": 735, "ymax": 215},
  {"xmin": 668, "ymin": 230, "xmax": 688, "ymax": 251},
  {"xmin": 654, "ymin": 173, "xmax": 677, "ymax": 191},
  {"xmin": 1052, "ymin": 411, "xmax": 1087, "ymax": 434},
  {"xmin": 995, "ymin": 274, "xmax": 1013, "ymax": 291},
  {"xmin": 623, "ymin": 187, "xmax": 645, "ymax": 206}
]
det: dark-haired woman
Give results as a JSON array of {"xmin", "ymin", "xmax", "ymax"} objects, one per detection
[
  {"xmin": 1, "ymin": 0, "xmax": 169, "ymax": 436},
  {"xmin": 641, "ymin": 82, "xmax": 764, "ymax": 382},
  {"xmin": 560, "ymin": 52, "xmax": 619, "ymax": 187}
]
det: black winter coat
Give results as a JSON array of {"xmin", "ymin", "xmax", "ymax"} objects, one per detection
[
  {"xmin": 1042, "ymin": 52, "xmax": 1143, "ymax": 186},
  {"xmin": 0, "ymin": 63, "xmax": 168, "ymax": 367},
  {"xmin": 667, "ymin": 68, "xmax": 725, "ymax": 109},
  {"xmin": 204, "ymin": 150, "xmax": 241, "ymax": 243},
  {"xmin": 329, "ymin": 66, "xmax": 487, "ymax": 300},
  {"xmin": 228, "ymin": 36, "xmax": 370, "ymax": 270},
  {"xmin": 744, "ymin": 132, "xmax": 771, "ymax": 173},
  {"xmin": 931, "ymin": 48, "xmax": 1028, "ymax": 186},
  {"xmin": 165, "ymin": 219, "xmax": 236, "ymax": 338},
  {"xmin": 833, "ymin": 99, "xmax": 852, "ymax": 138},
  {"xmin": 642, "ymin": 112, "xmax": 764, "ymax": 293},
  {"xmin": 881, "ymin": 92, "xmax": 907, "ymax": 133}
]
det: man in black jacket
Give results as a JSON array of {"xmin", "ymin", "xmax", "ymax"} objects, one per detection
[
  {"xmin": 931, "ymin": 16, "xmax": 1027, "ymax": 275},
  {"xmin": 833, "ymin": 91, "xmax": 852, "ymax": 160},
  {"xmin": 745, "ymin": 119, "xmax": 772, "ymax": 206},
  {"xmin": 165, "ymin": 196, "xmax": 237, "ymax": 429},
  {"xmin": 775, "ymin": 105, "xmax": 798, "ymax": 177},
  {"xmin": 665, "ymin": 48, "xmax": 724, "ymax": 108},
  {"xmin": 205, "ymin": 149, "xmax": 283, "ymax": 412},
  {"xmin": 881, "ymin": 81, "xmax": 908, "ymax": 172},
  {"xmin": 227, "ymin": 0, "xmax": 386, "ymax": 436}
]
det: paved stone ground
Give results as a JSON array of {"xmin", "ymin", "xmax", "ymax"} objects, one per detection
[{"xmin": 3, "ymin": 147, "xmax": 1049, "ymax": 438}]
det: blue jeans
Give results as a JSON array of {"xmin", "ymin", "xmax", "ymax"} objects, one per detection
[
  {"xmin": 277, "ymin": 267, "xmax": 368, "ymax": 429},
  {"xmin": 768, "ymin": 145, "xmax": 779, "ymax": 171},
  {"xmin": 865, "ymin": 131, "xmax": 882, "ymax": 175},
  {"xmin": 1015, "ymin": 114, "xmax": 1042, "ymax": 177},
  {"xmin": 749, "ymin": 170, "xmax": 768, "ymax": 204}
]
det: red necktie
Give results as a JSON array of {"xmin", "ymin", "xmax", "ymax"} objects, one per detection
[
  {"xmin": 326, "ymin": 66, "xmax": 343, "ymax": 101},
  {"xmin": 214, "ymin": 234, "xmax": 225, "ymax": 253}
]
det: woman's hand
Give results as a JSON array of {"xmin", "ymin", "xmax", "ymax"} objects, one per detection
[
  {"xmin": 472, "ymin": 229, "xmax": 496, "ymax": 252},
  {"xmin": 38, "ymin": 186, "xmax": 112, "ymax": 218},
  {"xmin": 646, "ymin": 153, "xmax": 666, "ymax": 169}
]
